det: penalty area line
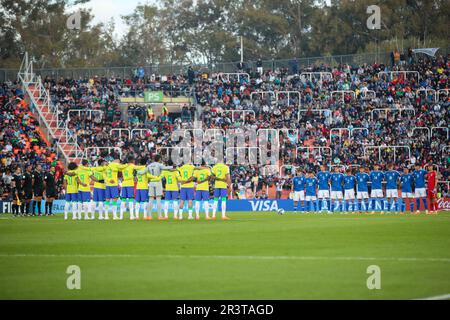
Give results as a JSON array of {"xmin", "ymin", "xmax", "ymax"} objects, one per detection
[{"xmin": 0, "ymin": 254, "xmax": 449, "ymax": 263}]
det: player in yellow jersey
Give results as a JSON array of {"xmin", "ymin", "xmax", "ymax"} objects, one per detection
[
  {"xmin": 90, "ymin": 160, "xmax": 107, "ymax": 220},
  {"xmin": 119, "ymin": 156, "xmax": 145, "ymax": 220},
  {"xmin": 135, "ymin": 158, "xmax": 160, "ymax": 220},
  {"xmin": 75, "ymin": 159, "xmax": 94, "ymax": 220},
  {"xmin": 63, "ymin": 162, "xmax": 80, "ymax": 220},
  {"xmin": 178, "ymin": 162, "xmax": 195, "ymax": 220},
  {"xmin": 160, "ymin": 162, "xmax": 181, "ymax": 220},
  {"xmin": 193, "ymin": 165, "xmax": 212, "ymax": 220},
  {"xmin": 104, "ymin": 155, "xmax": 129, "ymax": 220},
  {"xmin": 211, "ymin": 162, "xmax": 231, "ymax": 220}
]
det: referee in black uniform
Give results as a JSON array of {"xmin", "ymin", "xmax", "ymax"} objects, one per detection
[
  {"xmin": 44, "ymin": 166, "xmax": 57, "ymax": 216},
  {"xmin": 11, "ymin": 167, "xmax": 23, "ymax": 216},
  {"xmin": 32, "ymin": 164, "xmax": 44, "ymax": 216},
  {"xmin": 22, "ymin": 165, "xmax": 33, "ymax": 216}
]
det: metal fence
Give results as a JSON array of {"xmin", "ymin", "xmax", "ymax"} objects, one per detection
[{"xmin": 0, "ymin": 52, "xmax": 391, "ymax": 82}]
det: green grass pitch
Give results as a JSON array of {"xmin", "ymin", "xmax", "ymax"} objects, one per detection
[{"xmin": 0, "ymin": 211, "xmax": 449, "ymax": 300}]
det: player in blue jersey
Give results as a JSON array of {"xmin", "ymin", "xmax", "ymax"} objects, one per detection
[
  {"xmin": 355, "ymin": 166, "xmax": 370, "ymax": 213},
  {"xmin": 412, "ymin": 164, "xmax": 428, "ymax": 214},
  {"xmin": 384, "ymin": 164, "xmax": 401, "ymax": 212},
  {"xmin": 343, "ymin": 168, "xmax": 357, "ymax": 212},
  {"xmin": 316, "ymin": 165, "xmax": 331, "ymax": 213},
  {"xmin": 330, "ymin": 166, "xmax": 344, "ymax": 212},
  {"xmin": 400, "ymin": 167, "xmax": 414, "ymax": 213},
  {"xmin": 291, "ymin": 170, "xmax": 306, "ymax": 212},
  {"xmin": 304, "ymin": 171, "xmax": 318, "ymax": 212},
  {"xmin": 369, "ymin": 164, "xmax": 385, "ymax": 214}
]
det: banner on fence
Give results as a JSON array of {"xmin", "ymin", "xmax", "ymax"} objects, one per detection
[
  {"xmin": 0, "ymin": 198, "xmax": 448, "ymax": 214},
  {"xmin": 144, "ymin": 91, "xmax": 164, "ymax": 103}
]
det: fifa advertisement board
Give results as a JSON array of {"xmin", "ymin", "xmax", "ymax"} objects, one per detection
[{"xmin": 0, "ymin": 199, "xmax": 448, "ymax": 214}]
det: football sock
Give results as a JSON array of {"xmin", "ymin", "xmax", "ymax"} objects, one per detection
[
  {"xmin": 129, "ymin": 200, "xmax": 135, "ymax": 218},
  {"xmin": 83, "ymin": 202, "xmax": 89, "ymax": 219},
  {"xmin": 146, "ymin": 200, "xmax": 153, "ymax": 218},
  {"xmin": 112, "ymin": 201, "xmax": 118, "ymax": 219},
  {"xmin": 422, "ymin": 198, "xmax": 428, "ymax": 210},
  {"xmin": 212, "ymin": 198, "xmax": 219, "ymax": 217},
  {"xmin": 204, "ymin": 201, "xmax": 209, "ymax": 219},
  {"xmin": 221, "ymin": 198, "xmax": 227, "ymax": 217},
  {"xmin": 164, "ymin": 201, "xmax": 169, "ymax": 218},
  {"xmin": 104, "ymin": 202, "xmax": 110, "ymax": 219},
  {"xmin": 64, "ymin": 202, "xmax": 69, "ymax": 219},
  {"xmin": 195, "ymin": 201, "xmax": 200, "ymax": 218},
  {"xmin": 315, "ymin": 199, "xmax": 321, "ymax": 211},
  {"xmin": 173, "ymin": 201, "xmax": 179, "ymax": 219},
  {"xmin": 96, "ymin": 202, "xmax": 103, "ymax": 219},
  {"xmin": 157, "ymin": 198, "xmax": 162, "ymax": 218},
  {"xmin": 120, "ymin": 200, "xmax": 126, "ymax": 217},
  {"xmin": 77, "ymin": 202, "xmax": 82, "ymax": 219}
]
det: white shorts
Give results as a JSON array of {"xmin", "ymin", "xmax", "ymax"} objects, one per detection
[
  {"xmin": 149, "ymin": 182, "xmax": 163, "ymax": 197},
  {"xmin": 415, "ymin": 188, "xmax": 426, "ymax": 198},
  {"xmin": 317, "ymin": 190, "xmax": 330, "ymax": 199},
  {"xmin": 305, "ymin": 195, "xmax": 317, "ymax": 201},
  {"xmin": 357, "ymin": 191, "xmax": 369, "ymax": 199},
  {"xmin": 330, "ymin": 191, "xmax": 343, "ymax": 200},
  {"xmin": 386, "ymin": 189, "xmax": 398, "ymax": 198},
  {"xmin": 344, "ymin": 189, "xmax": 355, "ymax": 200},
  {"xmin": 401, "ymin": 192, "xmax": 413, "ymax": 198},
  {"xmin": 293, "ymin": 191, "xmax": 305, "ymax": 201},
  {"xmin": 371, "ymin": 189, "xmax": 384, "ymax": 198}
]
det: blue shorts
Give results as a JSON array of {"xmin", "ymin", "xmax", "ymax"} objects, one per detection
[
  {"xmin": 121, "ymin": 186, "xmax": 135, "ymax": 199},
  {"xmin": 165, "ymin": 191, "xmax": 179, "ymax": 200},
  {"xmin": 66, "ymin": 193, "xmax": 79, "ymax": 202},
  {"xmin": 93, "ymin": 188, "xmax": 106, "ymax": 202},
  {"xmin": 180, "ymin": 188, "xmax": 195, "ymax": 200},
  {"xmin": 136, "ymin": 189, "xmax": 149, "ymax": 202},
  {"xmin": 78, "ymin": 191, "xmax": 91, "ymax": 202},
  {"xmin": 105, "ymin": 186, "xmax": 119, "ymax": 199},
  {"xmin": 195, "ymin": 190, "xmax": 210, "ymax": 201},
  {"xmin": 213, "ymin": 188, "xmax": 228, "ymax": 198}
]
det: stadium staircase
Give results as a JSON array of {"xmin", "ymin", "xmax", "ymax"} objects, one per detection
[{"xmin": 18, "ymin": 53, "xmax": 83, "ymax": 165}]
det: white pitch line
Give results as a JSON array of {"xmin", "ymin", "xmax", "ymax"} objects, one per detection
[
  {"xmin": 414, "ymin": 293, "xmax": 450, "ymax": 300},
  {"xmin": 0, "ymin": 253, "xmax": 449, "ymax": 263}
]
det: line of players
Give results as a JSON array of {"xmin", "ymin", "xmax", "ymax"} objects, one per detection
[
  {"xmin": 291, "ymin": 163, "xmax": 438, "ymax": 214},
  {"xmin": 63, "ymin": 155, "xmax": 232, "ymax": 221},
  {"xmin": 10, "ymin": 164, "xmax": 58, "ymax": 217}
]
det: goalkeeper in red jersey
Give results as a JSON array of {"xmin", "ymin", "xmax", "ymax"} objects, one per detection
[{"xmin": 427, "ymin": 164, "xmax": 438, "ymax": 214}]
